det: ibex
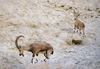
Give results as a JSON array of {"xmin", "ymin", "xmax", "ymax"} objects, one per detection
[
  {"xmin": 73, "ymin": 10, "xmax": 85, "ymax": 36},
  {"xmin": 15, "ymin": 35, "xmax": 54, "ymax": 63}
]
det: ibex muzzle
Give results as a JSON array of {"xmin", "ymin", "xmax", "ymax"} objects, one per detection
[{"xmin": 19, "ymin": 54, "xmax": 24, "ymax": 57}]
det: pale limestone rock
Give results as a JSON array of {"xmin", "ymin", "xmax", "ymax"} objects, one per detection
[
  {"xmin": 72, "ymin": 33, "xmax": 82, "ymax": 44},
  {"xmin": 26, "ymin": 62, "xmax": 49, "ymax": 69},
  {"xmin": 65, "ymin": 33, "xmax": 73, "ymax": 45},
  {"xmin": 57, "ymin": 2, "xmax": 65, "ymax": 7},
  {"xmin": 65, "ymin": 38, "xmax": 72, "ymax": 45},
  {"xmin": 0, "ymin": 0, "xmax": 100, "ymax": 69},
  {"xmin": 65, "ymin": 33, "xmax": 82, "ymax": 45}
]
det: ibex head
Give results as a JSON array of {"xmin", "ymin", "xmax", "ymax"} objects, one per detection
[
  {"xmin": 73, "ymin": 10, "xmax": 80, "ymax": 20},
  {"xmin": 15, "ymin": 35, "xmax": 25, "ymax": 57}
]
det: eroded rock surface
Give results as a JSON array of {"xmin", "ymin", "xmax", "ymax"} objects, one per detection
[{"xmin": 0, "ymin": 0, "xmax": 100, "ymax": 69}]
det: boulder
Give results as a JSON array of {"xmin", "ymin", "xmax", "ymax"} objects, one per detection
[
  {"xmin": 65, "ymin": 38, "xmax": 72, "ymax": 45},
  {"xmin": 65, "ymin": 33, "xmax": 73, "ymax": 45},
  {"xmin": 72, "ymin": 33, "xmax": 82, "ymax": 44}
]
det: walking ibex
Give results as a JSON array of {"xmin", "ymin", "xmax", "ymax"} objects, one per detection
[
  {"xmin": 73, "ymin": 10, "xmax": 85, "ymax": 36},
  {"xmin": 15, "ymin": 35, "xmax": 54, "ymax": 63}
]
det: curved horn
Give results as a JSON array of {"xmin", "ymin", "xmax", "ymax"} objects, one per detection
[{"xmin": 15, "ymin": 35, "xmax": 24, "ymax": 50}]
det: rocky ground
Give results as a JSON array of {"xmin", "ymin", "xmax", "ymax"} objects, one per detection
[{"xmin": 0, "ymin": 0, "xmax": 100, "ymax": 69}]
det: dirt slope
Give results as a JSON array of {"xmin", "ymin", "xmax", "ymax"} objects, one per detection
[{"xmin": 0, "ymin": 0, "xmax": 100, "ymax": 69}]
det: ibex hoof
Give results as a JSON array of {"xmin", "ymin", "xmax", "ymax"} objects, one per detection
[
  {"xmin": 44, "ymin": 59, "xmax": 46, "ymax": 62},
  {"xmin": 35, "ymin": 61, "xmax": 37, "ymax": 63},
  {"xmin": 35, "ymin": 59, "xmax": 38, "ymax": 63},
  {"xmin": 44, "ymin": 59, "xmax": 49, "ymax": 62},
  {"xmin": 31, "ymin": 62, "xmax": 33, "ymax": 64},
  {"xmin": 31, "ymin": 60, "xmax": 33, "ymax": 63}
]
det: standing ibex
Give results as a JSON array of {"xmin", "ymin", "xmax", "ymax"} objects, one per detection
[
  {"xmin": 73, "ymin": 10, "xmax": 85, "ymax": 36},
  {"xmin": 15, "ymin": 35, "xmax": 54, "ymax": 63}
]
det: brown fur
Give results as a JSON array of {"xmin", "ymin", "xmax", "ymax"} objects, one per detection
[
  {"xmin": 74, "ymin": 11, "xmax": 85, "ymax": 35},
  {"xmin": 15, "ymin": 35, "xmax": 54, "ymax": 63}
]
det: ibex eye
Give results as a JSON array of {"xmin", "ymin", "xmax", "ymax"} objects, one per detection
[{"xmin": 19, "ymin": 50, "xmax": 21, "ymax": 51}]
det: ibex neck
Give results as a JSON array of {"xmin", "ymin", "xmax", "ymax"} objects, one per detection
[
  {"xmin": 75, "ymin": 17, "xmax": 78, "ymax": 22},
  {"xmin": 23, "ymin": 44, "xmax": 32, "ymax": 51}
]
